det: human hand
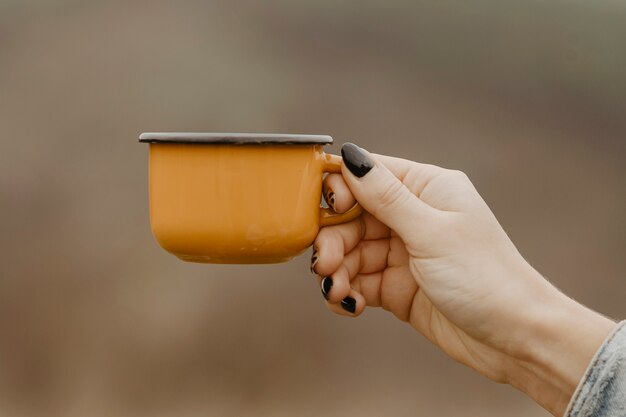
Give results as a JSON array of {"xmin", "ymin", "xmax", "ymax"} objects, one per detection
[{"xmin": 311, "ymin": 143, "xmax": 615, "ymax": 416}]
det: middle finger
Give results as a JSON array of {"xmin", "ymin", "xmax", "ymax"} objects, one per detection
[{"xmin": 313, "ymin": 212, "xmax": 390, "ymax": 277}]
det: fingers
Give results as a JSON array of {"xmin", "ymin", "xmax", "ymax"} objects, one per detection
[
  {"xmin": 319, "ymin": 239, "xmax": 390, "ymax": 302},
  {"xmin": 371, "ymin": 266, "xmax": 418, "ymax": 322},
  {"xmin": 323, "ymin": 173, "xmax": 356, "ymax": 213},
  {"xmin": 372, "ymin": 154, "xmax": 445, "ymax": 196},
  {"xmin": 322, "ymin": 157, "xmax": 444, "ymax": 212},
  {"xmin": 340, "ymin": 143, "xmax": 438, "ymax": 246},
  {"xmin": 314, "ymin": 237, "xmax": 390, "ymax": 317},
  {"xmin": 312, "ymin": 219, "xmax": 362, "ymax": 279},
  {"xmin": 350, "ymin": 272, "xmax": 383, "ymax": 307},
  {"xmin": 326, "ymin": 288, "xmax": 366, "ymax": 317},
  {"xmin": 312, "ymin": 212, "xmax": 389, "ymax": 277},
  {"xmin": 328, "ymin": 265, "xmax": 417, "ymax": 322},
  {"xmin": 314, "ymin": 250, "xmax": 416, "ymax": 321},
  {"xmin": 313, "ymin": 144, "xmax": 444, "ymax": 319}
]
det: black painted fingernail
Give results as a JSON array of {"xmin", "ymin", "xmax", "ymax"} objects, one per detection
[
  {"xmin": 341, "ymin": 143, "xmax": 374, "ymax": 178},
  {"xmin": 340, "ymin": 296, "xmax": 356, "ymax": 313},
  {"xmin": 310, "ymin": 249, "xmax": 319, "ymax": 274},
  {"xmin": 321, "ymin": 276, "xmax": 333, "ymax": 300},
  {"xmin": 328, "ymin": 191, "xmax": 336, "ymax": 211}
]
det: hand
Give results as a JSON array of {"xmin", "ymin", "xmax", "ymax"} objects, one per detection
[{"xmin": 311, "ymin": 143, "xmax": 615, "ymax": 416}]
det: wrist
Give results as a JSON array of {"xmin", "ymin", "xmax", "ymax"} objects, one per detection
[{"xmin": 503, "ymin": 270, "xmax": 616, "ymax": 416}]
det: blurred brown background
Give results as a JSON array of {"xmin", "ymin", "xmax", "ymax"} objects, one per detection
[{"xmin": 1, "ymin": 1, "xmax": 625, "ymax": 416}]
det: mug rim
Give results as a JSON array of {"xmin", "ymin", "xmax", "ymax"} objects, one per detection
[{"xmin": 139, "ymin": 132, "xmax": 333, "ymax": 145}]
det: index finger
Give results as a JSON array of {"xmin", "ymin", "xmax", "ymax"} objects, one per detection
[{"xmin": 323, "ymin": 173, "xmax": 356, "ymax": 213}]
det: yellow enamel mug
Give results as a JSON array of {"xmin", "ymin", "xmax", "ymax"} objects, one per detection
[{"xmin": 139, "ymin": 132, "xmax": 362, "ymax": 264}]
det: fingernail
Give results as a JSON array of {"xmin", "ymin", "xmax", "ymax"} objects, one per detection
[
  {"xmin": 341, "ymin": 143, "xmax": 374, "ymax": 178},
  {"xmin": 310, "ymin": 249, "xmax": 319, "ymax": 274},
  {"xmin": 321, "ymin": 276, "xmax": 333, "ymax": 300},
  {"xmin": 327, "ymin": 191, "xmax": 336, "ymax": 211},
  {"xmin": 340, "ymin": 296, "xmax": 356, "ymax": 313}
]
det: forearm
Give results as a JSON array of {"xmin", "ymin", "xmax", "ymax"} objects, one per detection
[{"xmin": 503, "ymin": 270, "xmax": 616, "ymax": 416}]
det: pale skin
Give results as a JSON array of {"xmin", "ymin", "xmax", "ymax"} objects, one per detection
[{"xmin": 312, "ymin": 144, "xmax": 616, "ymax": 417}]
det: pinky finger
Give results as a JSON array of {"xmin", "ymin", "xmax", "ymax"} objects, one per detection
[{"xmin": 326, "ymin": 289, "xmax": 366, "ymax": 317}]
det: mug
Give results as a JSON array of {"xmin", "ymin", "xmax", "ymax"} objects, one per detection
[{"xmin": 139, "ymin": 132, "xmax": 362, "ymax": 264}]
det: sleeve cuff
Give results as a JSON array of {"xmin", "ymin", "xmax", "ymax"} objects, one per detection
[{"xmin": 564, "ymin": 319, "xmax": 626, "ymax": 417}]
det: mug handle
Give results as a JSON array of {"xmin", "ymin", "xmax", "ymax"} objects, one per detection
[{"xmin": 319, "ymin": 154, "xmax": 364, "ymax": 227}]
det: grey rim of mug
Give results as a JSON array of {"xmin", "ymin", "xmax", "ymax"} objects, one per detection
[{"xmin": 138, "ymin": 132, "xmax": 333, "ymax": 145}]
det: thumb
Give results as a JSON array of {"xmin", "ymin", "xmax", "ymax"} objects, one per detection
[{"xmin": 340, "ymin": 143, "xmax": 434, "ymax": 243}]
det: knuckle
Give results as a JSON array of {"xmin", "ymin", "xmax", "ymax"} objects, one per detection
[
  {"xmin": 375, "ymin": 180, "xmax": 411, "ymax": 214},
  {"xmin": 442, "ymin": 169, "xmax": 472, "ymax": 187},
  {"xmin": 448, "ymin": 169, "xmax": 468, "ymax": 180}
]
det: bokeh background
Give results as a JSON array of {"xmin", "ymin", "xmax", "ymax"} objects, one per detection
[{"xmin": 1, "ymin": 1, "xmax": 625, "ymax": 416}]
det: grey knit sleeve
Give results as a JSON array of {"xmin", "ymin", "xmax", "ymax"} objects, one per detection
[{"xmin": 565, "ymin": 320, "xmax": 626, "ymax": 417}]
